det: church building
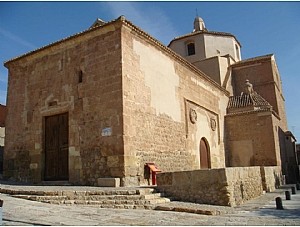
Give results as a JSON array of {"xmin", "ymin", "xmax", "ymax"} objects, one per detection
[{"xmin": 3, "ymin": 15, "xmax": 298, "ymax": 186}]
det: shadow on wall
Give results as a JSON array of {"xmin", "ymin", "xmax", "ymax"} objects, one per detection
[
  {"xmin": 278, "ymin": 127, "xmax": 299, "ymax": 184},
  {"xmin": 274, "ymin": 171, "xmax": 283, "ymax": 188}
]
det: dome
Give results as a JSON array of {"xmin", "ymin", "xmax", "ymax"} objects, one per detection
[{"xmin": 193, "ymin": 16, "xmax": 206, "ymax": 32}]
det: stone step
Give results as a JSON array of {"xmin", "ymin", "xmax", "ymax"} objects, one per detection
[
  {"xmin": 12, "ymin": 195, "xmax": 68, "ymax": 201},
  {"xmin": 143, "ymin": 193, "xmax": 165, "ymax": 200},
  {"xmin": 136, "ymin": 188, "xmax": 155, "ymax": 195},
  {"xmin": 41, "ymin": 181, "xmax": 72, "ymax": 186},
  {"xmin": 4, "ymin": 187, "xmax": 172, "ymax": 210},
  {"xmin": 13, "ymin": 193, "xmax": 165, "ymax": 201},
  {"xmin": 39, "ymin": 197, "xmax": 170, "ymax": 205},
  {"xmin": 18, "ymin": 193, "xmax": 171, "ymax": 208},
  {"xmin": 0, "ymin": 188, "xmax": 143, "ymax": 196},
  {"xmin": 12, "ymin": 191, "xmax": 170, "ymax": 201}
]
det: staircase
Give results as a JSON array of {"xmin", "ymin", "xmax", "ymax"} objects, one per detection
[{"xmin": 2, "ymin": 187, "xmax": 171, "ymax": 210}]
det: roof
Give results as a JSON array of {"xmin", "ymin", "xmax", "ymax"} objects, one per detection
[
  {"xmin": 231, "ymin": 54, "xmax": 274, "ymax": 68},
  {"xmin": 285, "ymin": 131, "xmax": 297, "ymax": 142},
  {"xmin": 4, "ymin": 15, "xmax": 230, "ymax": 96},
  {"xmin": 227, "ymin": 92, "xmax": 272, "ymax": 114},
  {"xmin": 89, "ymin": 18, "xmax": 106, "ymax": 28},
  {"xmin": 4, "ymin": 16, "xmax": 122, "ymax": 65},
  {"xmin": 168, "ymin": 30, "xmax": 241, "ymax": 47}
]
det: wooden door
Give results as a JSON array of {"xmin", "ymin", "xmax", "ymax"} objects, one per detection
[
  {"xmin": 200, "ymin": 138, "xmax": 210, "ymax": 169},
  {"xmin": 44, "ymin": 113, "xmax": 69, "ymax": 180}
]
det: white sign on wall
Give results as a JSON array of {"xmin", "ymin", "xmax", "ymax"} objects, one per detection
[{"xmin": 101, "ymin": 127, "xmax": 112, "ymax": 137}]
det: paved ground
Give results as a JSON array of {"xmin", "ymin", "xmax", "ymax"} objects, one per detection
[{"xmin": 0, "ymin": 185, "xmax": 300, "ymax": 225}]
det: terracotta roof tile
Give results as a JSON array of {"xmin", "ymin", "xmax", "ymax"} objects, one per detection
[{"xmin": 227, "ymin": 92, "xmax": 272, "ymax": 113}]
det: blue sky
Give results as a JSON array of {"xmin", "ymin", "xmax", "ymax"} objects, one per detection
[{"xmin": 0, "ymin": 1, "xmax": 300, "ymax": 140}]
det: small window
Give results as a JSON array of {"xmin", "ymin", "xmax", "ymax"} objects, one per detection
[
  {"xmin": 235, "ymin": 44, "xmax": 240, "ymax": 60},
  {"xmin": 78, "ymin": 70, "xmax": 83, "ymax": 83},
  {"xmin": 187, "ymin": 43, "xmax": 195, "ymax": 56}
]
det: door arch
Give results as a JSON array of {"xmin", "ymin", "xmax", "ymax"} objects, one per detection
[{"xmin": 199, "ymin": 137, "xmax": 211, "ymax": 169}]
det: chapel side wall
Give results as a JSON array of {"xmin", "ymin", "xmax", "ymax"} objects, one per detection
[
  {"xmin": 4, "ymin": 23, "xmax": 125, "ymax": 185},
  {"xmin": 225, "ymin": 111, "xmax": 280, "ymax": 167},
  {"xmin": 121, "ymin": 24, "xmax": 228, "ymax": 186}
]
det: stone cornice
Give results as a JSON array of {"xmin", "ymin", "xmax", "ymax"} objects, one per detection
[
  {"xmin": 231, "ymin": 54, "xmax": 274, "ymax": 68},
  {"xmin": 225, "ymin": 108, "xmax": 281, "ymax": 120}
]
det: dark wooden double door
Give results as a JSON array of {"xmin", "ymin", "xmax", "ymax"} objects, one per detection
[{"xmin": 44, "ymin": 113, "xmax": 69, "ymax": 181}]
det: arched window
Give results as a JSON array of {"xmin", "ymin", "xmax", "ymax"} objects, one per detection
[
  {"xmin": 187, "ymin": 42, "xmax": 195, "ymax": 56},
  {"xmin": 199, "ymin": 138, "xmax": 211, "ymax": 169}
]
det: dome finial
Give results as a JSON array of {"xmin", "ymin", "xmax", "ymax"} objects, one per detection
[{"xmin": 193, "ymin": 13, "xmax": 206, "ymax": 32}]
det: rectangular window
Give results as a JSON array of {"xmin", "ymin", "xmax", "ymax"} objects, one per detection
[
  {"xmin": 78, "ymin": 70, "xmax": 83, "ymax": 83},
  {"xmin": 187, "ymin": 43, "xmax": 195, "ymax": 56}
]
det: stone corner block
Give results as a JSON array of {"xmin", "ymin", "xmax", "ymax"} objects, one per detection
[{"xmin": 97, "ymin": 178, "xmax": 120, "ymax": 187}]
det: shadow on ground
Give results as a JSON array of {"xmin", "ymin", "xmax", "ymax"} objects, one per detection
[{"xmin": 254, "ymin": 207, "xmax": 300, "ymax": 219}]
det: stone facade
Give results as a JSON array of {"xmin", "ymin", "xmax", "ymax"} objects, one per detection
[
  {"xmin": 3, "ymin": 15, "xmax": 296, "ymax": 187},
  {"xmin": 4, "ymin": 19, "xmax": 124, "ymax": 184},
  {"xmin": 157, "ymin": 166, "xmax": 282, "ymax": 206},
  {"xmin": 121, "ymin": 23, "xmax": 229, "ymax": 185}
]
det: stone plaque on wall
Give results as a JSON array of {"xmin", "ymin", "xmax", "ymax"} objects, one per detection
[
  {"xmin": 210, "ymin": 118, "xmax": 217, "ymax": 131},
  {"xmin": 189, "ymin": 108, "xmax": 197, "ymax": 124}
]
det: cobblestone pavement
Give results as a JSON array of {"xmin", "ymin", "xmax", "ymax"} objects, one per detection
[{"xmin": 0, "ymin": 186, "xmax": 300, "ymax": 225}]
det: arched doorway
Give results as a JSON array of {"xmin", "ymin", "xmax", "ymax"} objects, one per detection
[{"xmin": 200, "ymin": 138, "xmax": 211, "ymax": 169}]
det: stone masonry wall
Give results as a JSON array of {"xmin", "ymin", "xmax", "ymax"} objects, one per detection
[
  {"xmin": 156, "ymin": 167, "xmax": 264, "ymax": 207},
  {"xmin": 121, "ymin": 22, "xmax": 229, "ymax": 186},
  {"xmin": 4, "ymin": 21, "xmax": 124, "ymax": 185},
  {"xmin": 225, "ymin": 110, "xmax": 280, "ymax": 167},
  {"xmin": 260, "ymin": 166, "xmax": 282, "ymax": 192}
]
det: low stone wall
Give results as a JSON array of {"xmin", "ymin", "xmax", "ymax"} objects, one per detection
[
  {"xmin": 156, "ymin": 167, "xmax": 264, "ymax": 207},
  {"xmin": 260, "ymin": 166, "xmax": 282, "ymax": 192}
]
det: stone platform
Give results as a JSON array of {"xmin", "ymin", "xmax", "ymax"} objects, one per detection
[
  {"xmin": 0, "ymin": 181, "xmax": 170, "ymax": 210},
  {"xmin": 0, "ymin": 181, "xmax": 297, "ymax": 217}
]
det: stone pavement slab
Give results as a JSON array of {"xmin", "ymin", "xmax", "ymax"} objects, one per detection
[
  {"xmin": 155, "ymin": 201, "xmax": 235, "ymax": 215},
  {"xmin": 0, "ymin": 182, "xmax": 300, "ymax": 225},
  {"xmin": 1, "ymin": 190, "xmax": 300, "ymax": 226}
]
